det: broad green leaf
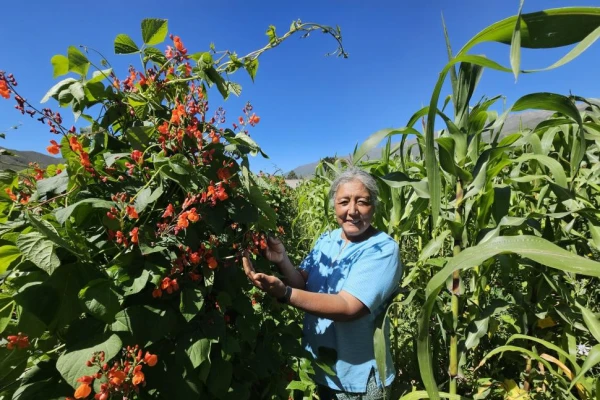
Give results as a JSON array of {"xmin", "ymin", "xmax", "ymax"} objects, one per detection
[
  {"xmin": 55, "ymin": 198, "xmax": 114, "ymax": 225},
  {"xmin": 87, "ymin": 68, "xmax": 112, "ymax": 84},
  {"xmin": 505, "ymin": 334, "xmax": 579, "ymax": 373},
  {"xmin": 103, "ymin": 152, "xmax": 129, "ymax": 167},
  {"xmin": 41, "ymin": 78, "xmax": 77, "ymax": 103},
  {"xmin": 114, "ymin": 33, "xmax": 139, "ymax": 54},
  {"xmin": 79, "ymin": 279, "xmax": 120, "ymax": 324},
  {"xmin": 0, "ymin": 295, "xmax": 14, "ymax": 333},
  {"xmin": 245, "ymin": 58, "xmax": 259, "ymax": 82},
  {"xmin": 185, "ymin": 337, "xmax": 211, "ymax": 368},
  {"xmin": 0, "ymin": 345, "xmax": 29, "ymax": 388},
  {"xmin": 578, "ymin": 304, "xmax": 600, "ymax": 344},
  {"xmin": 180, "ymin": 287, "xmax": 204, "ymax": 322},
  {"xmin": 126, "ymin": 126, "xmax": 155, "ymax": 150},
  {"xmin": 67, "ymin": 46, "xmax": 90, "ymax": 76},
  {"xmin": 13, "ymin": 283, "xmax": 59, "ymax": 326},
  {"xmin": 207, "ymin": 356, "xmax": 232, "ymax": 397},
  {"xmin": 26, "ymin": 212, "xmax": 79, "ymax": 256},
  {"xmin": 50, "ymin": 54, "xmax": 69, "ymax": 78},
  {"xmin": 570, "ymin": 345, "xmax": 600, "ymax": 389},
  {"xmin": 249, "ymin": 185, "xmax": 277, "ymax": 230},
  {"xmin": 141, "ymin": 18, "xmax": 168, "ymax": 46},
  {"xmin": 134, "ymin": 185, "xmax": 163, "ymax": 214},
  {"xmin": 56, "ymin": 334, "xmax": 122, "ymax": 388},
  {"xmin": 111, "ymin": 305, "xmax": 176, "ymax": 346},
  {"xmin": 0, "ymin": 245, "xmax": 20, "ymax": 274},
  {"xmin": 16, "ymin": 232, "xmax": 60, "ymax": 275}
]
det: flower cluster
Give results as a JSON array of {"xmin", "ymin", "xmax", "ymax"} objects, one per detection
[
  {"xmin": 72, "ymin": 346, "xmax": 158, "ymax": 400},
  {"xmin": 3, "ymin": 333, "xmax": 30, "ymax": 350}
]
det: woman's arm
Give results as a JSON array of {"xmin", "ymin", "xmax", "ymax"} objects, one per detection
[{"xmin": 242, "ymin": 255, "xmax": 368, "ymax": 322}]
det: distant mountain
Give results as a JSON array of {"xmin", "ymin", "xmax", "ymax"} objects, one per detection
[
  {"xmin": 286, "ymin": 104, "xmax": 595, "ymax": 179},
  {"xmin": 0, "ymin": 147, "xmax": 63, "ymax": 171}
]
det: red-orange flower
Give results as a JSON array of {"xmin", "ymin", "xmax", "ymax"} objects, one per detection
[
  {"xmin": 79, "ymin": 152, "xmax": 92, "ymax": 168},
  {"xmin": 129, "ymin": 227, "xmax": 139, "ymax": 244},
  {"xmin": 189, "ymin": 252, "xmax": 200, "ymax": 265},
  {"xmin": 215, "ymin": 185, "xmax": 228, "ymax": 201},
  {"xmin": 69, "ymin": 136, "xmax": 83, "ymax": 153},
  {"xmin": 131, "ymin": 150, "xmax": 143, "ymax": 164},
  {"xmin": 217, "ymin": 167, "xmax": 231, "ymax": 181},
  {"xmin": 132, "ymin": 370, "xmax": 145, "ymax": 386},
  {"xmin": 177, "ymin": 212, "xmax": 189, "ymax": 229},
  {"xmin": 0, "ymin": 79, "xmax": 10, "ymax": 99},
  {"xmin": 144, "ymin": 352, "xmax": 158, "ymax": 367},
  {"xmin": 158, "ymin": 121, "xmax": 169, "ymax": 135},
  {"xmin": 46, "ymin": 140, "xmax": 60, "ymax": 155},
  {"xmin": 249, "ymin": 114, "xmax": 260, "ymax": 126},
  {"xmin": 207, "ymin": 256, "xmax": 218, "ymax": 270},
  {"xmin": 126, "ymin": 205, "xmax": 139, "ymax": 219},
  {"xmin": 4, "ymin": 188, "xmax": 16, "ymax": 202},
  {"xmin": 170, "ymin": 103, "xmax": 186, "ymax": 125},
  {"xmin": 152, "ymin": 288, "xmax": 162, "ymax": 298},
  {"xmin": 173, "ymin": 36, "xmax": 187, "ymax": 54},
  {"xmin": 162, "ymin": 204, "xmax": 174, "ymax": 218},
  {"xmin": 6, "ymin": 333, "xmax": 29, "ymax": 350},
  {"xmin": 108, "ymin": 369, "xmax": 126, "ymax": 386},
  {"xmin": 187, "ymin": 208, "xmax": 199, "ymax": 222},
  {"xmin": 74, "ymin": 383, "xmax": 91, "ymax": 399}
]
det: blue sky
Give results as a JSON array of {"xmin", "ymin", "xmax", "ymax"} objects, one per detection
[{"xmin": 1, "ymin": 0, "xmax": 599, "ymax": 174}]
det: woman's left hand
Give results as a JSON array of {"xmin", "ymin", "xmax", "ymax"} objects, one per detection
[{"xmin": 242, "ymin": 254, "xmax": 286, "ymax": 298}]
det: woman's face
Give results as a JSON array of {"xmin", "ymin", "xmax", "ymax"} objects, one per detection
[{"xmin": 334, "ymin": 179, "xmax": 375, "ymax": 241}]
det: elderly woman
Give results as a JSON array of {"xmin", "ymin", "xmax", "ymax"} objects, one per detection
[{"xmin": 242, "ymin": 167, "xmax": 402, "ymax": 399}]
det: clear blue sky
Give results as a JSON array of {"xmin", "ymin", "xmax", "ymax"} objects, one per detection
[{"xmin": 1, "ymin": 0, "xmax": 599, "ymax": 174}]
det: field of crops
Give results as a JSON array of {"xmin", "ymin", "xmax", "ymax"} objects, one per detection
[{"xmin": 0, "ymin": 4, "xmax": 599, "ymax": 400}]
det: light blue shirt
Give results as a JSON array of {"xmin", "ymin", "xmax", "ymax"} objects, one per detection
[{"xmin": 299, "ymin": 228, "xmax": 402, "ymax": 392}]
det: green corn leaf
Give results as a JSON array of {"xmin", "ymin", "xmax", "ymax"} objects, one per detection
[
  {"xmin": 353, "ymin": 128, "xmax": 419, "ymax": 164},
  {"xmin": 418, "ymin": 235, "xmax": 600, "ymax": 399},
  {"xmin": 506, "ymin": 334, "xmax": 580, "ymax": 373},
  {"xmin": 510, "ymin": 0, "xmax": 525, "ymax": 81},
  {"xmin": 570, "ymin": 345, "xmax": 600, "ymax": 390},
  {"xmin": 398, "ymin": 392, "xmax": 470, "ymax": 400},
  {"xmin": 578, "ymin": 304, "xmax": 600, "ymax": 344}
]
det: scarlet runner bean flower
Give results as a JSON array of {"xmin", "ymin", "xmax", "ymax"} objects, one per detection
[
  {"xmin": 46, "ymin": 139, "xmax": 60, "ymax": 155},
  {"xmin": 0, "ymin": 78, "xmax": 10, "ymax": 99},
  {"xmin": 5, "ymin": 333, "xmax": 29, "ymax": 350}
]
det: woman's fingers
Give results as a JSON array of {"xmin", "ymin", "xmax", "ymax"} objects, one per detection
[{"xmin": 241, "ymin": 255, "xmax": 255, "ymax": 279}]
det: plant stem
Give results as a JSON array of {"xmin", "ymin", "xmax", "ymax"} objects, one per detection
[{"xmin": 449, "ymin": 179, "xmax": 464, "ymax": 395}]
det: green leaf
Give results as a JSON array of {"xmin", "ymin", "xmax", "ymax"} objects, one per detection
[
  {"xmin": 141, "ymin": 18, "xmax": 168, "ymax": 46},
  {"xmin": 185, "ymin": 336, "xmax": 211, "ymax": 368},
  {"xmin": 459, "ymin": 7, "xmax": 600, "ymax": 54},
  {"xmin": 398, "ymin": 392, "xmax": 470, "ymax": 400},
  {"xmin": 126, "ymin": 126, "xmax": 155, "ymax": 150},
  {"xmin": 418, "ymin": 235, "xmax": 600, "ymax": 400},
  {"xmin": 56, "ymin": 334, "xmax": 122, "ymax": 388},
  {"xmin": 248, "ymin": 185, "xmax": 277, "ymax": 230},
  {"xmin": 16, "ymin": 232, "xmax": 60, "ymax": 275},
  {"xmin": 570, "ymin": 345, "xmax": 600, "ymax": 389},
  {"xmin": 419, "ymin": 230, "xmax": 451, "ymax": 263},
  {"xmin": 13, "ymin": 283, "xmax": 59, "ymax": 326},
  {"xmin": 0, "ymin": 245, "xmax": 20, "ymax": 274},
  {"xmin": 207, "ymin": 355, "xmax": 233, "ymax": 397},
  {"xmin": 79, "ymin": 279, "xmax": 120, "ymax": 324},
  {"xmin": 353, "ymin": 128, "xmax": 419, "ymax": 164},
  {"xmin": 265, "ymin": 25, "xmax": 277, "ymax": 44},
  {"xmin": 578, "ymin": 303, "xmax": 600, "ymax": 344},
  {"xmin": 111, "ymin": 305, "xmax": 176, "ymax": 346},
  {"xmin": 180, "ymin": 287, "xmax": 204, "ymax": 322},
  {"xmin": 510, "ymin": 0, "xmax": 525, "ymax": 80},
  {"xmin": 245, "ymin": 58, "xmax": 259, "ymax": 82},
  {"xmin": 114, "ymin": 33, "xmax": 140, "ymax": 54},
  {"xmin": 41, "ymin": 78, "xmax": 77, "ymax": 103},
  {"xmin": 588, "ymin": 222, "xmax": 600, "ymax": 250},
  {"xmin": 55, "ymin": 198, "xmax": 114, "ymax": 225},
  {"xmin": 67, "ymin": 46, "xmax": 90, "ymax": 76},
  {"xmin": 50, "ymin": 55, "xmax": 69, "ymax": 78},
  {"xmin": 26, "ymin": 212, "xmax": 80, "ymax": 256},
  {"xmin": 0, "ymin": 295, "xmax": 14, "ymax": 334},
  {"xmin": 0, "ymin": 346, "xmax": 29, "ymax": 389},
  {"xmin": 36, "ymin": 170, "xmax": 69, "ymax": 198}
]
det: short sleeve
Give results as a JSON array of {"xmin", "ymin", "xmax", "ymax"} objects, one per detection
[
  {"xmin": 341, "ymin": 240, "xmax": 401, "ymax": 312},
  {"xmin": 299, "ymin": 232, "xmax": 328, "ymax": 275}
]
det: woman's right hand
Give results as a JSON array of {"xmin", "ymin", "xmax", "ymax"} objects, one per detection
[{"xmin": 264, "ymin": 237, "xmax": 287, "ymax": 264}]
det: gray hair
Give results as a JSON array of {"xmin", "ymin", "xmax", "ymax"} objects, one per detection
[{"xmin": 328, "ymin": 167, "xmax": 379, "ymax": 208}]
